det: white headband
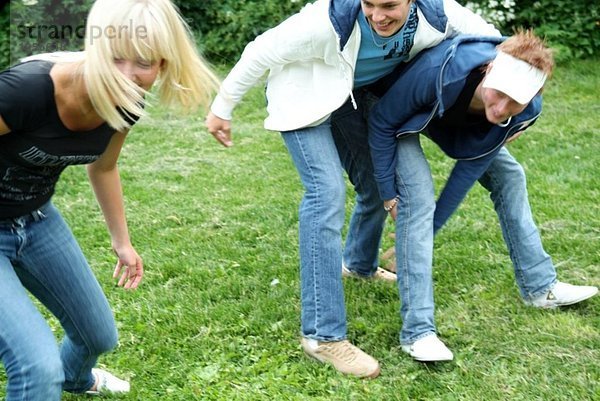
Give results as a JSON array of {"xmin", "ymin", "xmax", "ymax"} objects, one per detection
[{"xmin": 482, "ymin": 51, "xmax": 547, "ymax": 105}]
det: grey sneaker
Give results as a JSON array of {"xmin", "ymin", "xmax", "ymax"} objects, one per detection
[
  {"xmin": 342, "ymin": 264, "xmax": 396, "ymax": 282},
  {"xmin": 85, "ymin": 368, "xmax": 130, "ymax": 395},
  {"xmin": 301, "ymin": 338, "xmax": 381, "ymax": 378},
  {"xmin": 526, "ymin": 281, "xmax": 598, "ymax": 308}
]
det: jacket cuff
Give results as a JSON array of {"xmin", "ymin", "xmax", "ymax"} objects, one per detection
[
  {"xmin": 377, "ymin": 180, "xmax": 397, "ymax": 201},
  {"xmin": 210, "ymin": 93, "xmax": 235, "ymax": 120}
]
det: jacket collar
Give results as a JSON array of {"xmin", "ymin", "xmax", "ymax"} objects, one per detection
[
  {"xmin": 328, "ymin": 0, "xmax": 448, "ymax": 51},
  {"xmin": 329, "ymin": 0, "xmax": 361, "ymax": 51}
]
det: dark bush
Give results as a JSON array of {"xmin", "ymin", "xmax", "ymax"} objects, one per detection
[
  {"xmin": 173, "ymin": 0, "xmax": 312, "ymax": 65},
  {"xmin": 511, "ymin": 0, "xmax": 599, "ymax": 61},
  {"xmin": 1, "ymin": 0, "xmax": 93, "ymax": 70},
  {"xmin": 2, "ymin": 0, "xmax": 597, "ymax": 71}
]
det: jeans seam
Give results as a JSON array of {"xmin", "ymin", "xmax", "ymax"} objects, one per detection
[{"xmin": 294, "ymin": 131, "xmax": 323, "ymax": 338}]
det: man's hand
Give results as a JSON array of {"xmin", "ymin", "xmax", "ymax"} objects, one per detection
[{"xmin": 205, "ymin": 111, "xmax": 233, "ymax": 147}]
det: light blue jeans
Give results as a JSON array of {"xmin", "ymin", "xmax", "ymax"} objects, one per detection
[
  {"xmin": 282, "ymin": 120, "xmax": 348, "ymax": 341},
  {"xmin": 281, "ymin": 97, "xmax": 387, "ymax": 341},
  {"xmin": 331, "ymin": 90, "xmax": 388, "ymax": 277},
  {"xmin": 394, "ymin": 137, "xmax": 558, "ymax": 344},
  {"xmin": 0, "ymin": 202, "xmax": 118, "ymax": 401},
  {"xmin": 477, "ymin": 146, "xmax": 557, "ymax": 300}
]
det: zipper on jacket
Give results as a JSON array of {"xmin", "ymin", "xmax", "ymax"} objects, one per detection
[
  {"xmin": 335, "ymin": 27, "xmax": 358, "ymax": 110},
  {"xmin": 394, "ymin": 103, "xmax": 440, "ymax": 138}
]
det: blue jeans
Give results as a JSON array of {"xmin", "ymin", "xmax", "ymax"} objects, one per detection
[
  {"xmin": 395, "ymin": 138, "xmax": 558, "ymax": 344},
  {"xmin": 478, "ymin": 147, "xmax": 557, "ymax": 300},
  {"xmin": 282, "ymin": 121, "xmax": 348, "ymax": 341},
  {"xmin": 0, "ymin": 202, "xmax": 118, "ymax": 401},
  {"xmin": 331, "ymin": 90, "xmax": 388, "ymax": 276},
  {"xmin": 393, "ymin": 134, "xmax": 437, "ymax": 344}
]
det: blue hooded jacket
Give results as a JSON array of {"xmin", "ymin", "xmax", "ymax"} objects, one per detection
[{"xmin": 369, "ymin": 35, "xmax": 543, "ymax": 231}]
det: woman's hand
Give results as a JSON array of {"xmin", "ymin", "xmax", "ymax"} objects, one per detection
[{"xmin": 112, "ymin": 244, "xmax": 144, "ymax": 290}]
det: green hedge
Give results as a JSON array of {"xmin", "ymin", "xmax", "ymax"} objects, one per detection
[
  {"xmin": 511, "ymin": 0, "xmax": 599, "ymax": 60},
  {"xmin": 1, "ymin": 0, "xmax": 598, "ymax": 71},
  {"xmin": 0, "ymin": 5, "xmax": 9, "ymax": 70},
  {"xmin": 173, "ymin": 0, "xmax": 311, "ymax": 65}
]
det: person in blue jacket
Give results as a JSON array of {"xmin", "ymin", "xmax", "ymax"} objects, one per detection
[{"xmin": 368, "ymin": 31, "xmax": 598, "ymax": 362}]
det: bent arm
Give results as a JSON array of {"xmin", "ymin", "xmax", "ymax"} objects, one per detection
[
  {"xmin": 210, "ymin": 2, "xmax": 331, "ymax": 120},
  {"xmin": 433, "ymin": 151, "xmax": 498, "ymax": 232},
  {"xmin": 369, "ymin": 64, "xmax": 438, "ymax": 200}
]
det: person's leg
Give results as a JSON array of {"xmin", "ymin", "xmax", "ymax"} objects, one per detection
[
  {"xmin": 12, "ymin": 204, "xmax": 118, "ymax": 393},
  {"xmin": 479, "ymin": 147, "xmax": 598, "ymax": 307},
  {"xmin": 394, "ymin": 135, "xmax": 453, "ymax": 361},
  {"xmin": 0, "ymin": 247, "xmax": 63, "ymax": 401},
  {"xmin": 282, "ymin": 122, "xmax": 380, "ymax": 377},
  {"xmin": 392, "ymin": 134, "xmax": 438, "ymax": 345},
  {"xmin": 331, "ymin": 90, "xmax": 388, "ymax": 277},
  {"xmin": 281, "ymin": 122, "xmax": 348, "ymax": 341},
  {"xmin": 478, "ymin": 148, "xmax": 556, "ymax": 299}
]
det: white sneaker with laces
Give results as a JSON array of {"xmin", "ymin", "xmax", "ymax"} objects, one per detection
[
  {"xmin": 526, "ymin": 281, "xmax": 598, "ymax": 308},
  {"xmin": 401, "ymin": 334, "xmax": 454, "ymax": 362},
  {"xmin": 85, "ymin": 368, "xmax": 130, "ymax": 395}
]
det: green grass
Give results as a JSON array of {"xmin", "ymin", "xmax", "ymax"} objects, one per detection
[{"xmin": 2, "ymin": 59, "xmax": 599, "ymax": 400}]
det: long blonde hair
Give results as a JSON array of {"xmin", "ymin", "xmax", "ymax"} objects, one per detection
[{"xmin": 83, "ymin": 0, "xmax": 219, "ymax": 130}]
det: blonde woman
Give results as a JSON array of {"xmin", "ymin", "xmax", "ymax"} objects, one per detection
[{"xmin": 0, "ymin": 0, "xmax": 217, "ymax": 399}]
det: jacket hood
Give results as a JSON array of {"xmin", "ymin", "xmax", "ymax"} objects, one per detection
[
  {"xmin": 398, "ymin": 36, "xmax": 543, "ymax": 160},
  {"xmin": 329, "ymin": 0, "xmax": 361, "ymax": 50},
  {"xmin": 436, "ymin": 35, "xmax": 503, "ymax": 115},
  {"xmin": 433, "ymin": 35, "xmax": 542, "ymax": 159},
  {"xmin": 329, "ymin": 0, "xmax": 448, "ymax": 50}
]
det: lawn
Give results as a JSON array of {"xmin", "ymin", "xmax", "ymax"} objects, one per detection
[{"xmin": 2, "ymin": 59, "xmax": 598, "ymax": 400}]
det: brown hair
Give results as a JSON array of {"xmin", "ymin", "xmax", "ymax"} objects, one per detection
[{"xmin": 497, "ymin": 29, "xmax": 554, "ymax": 77}]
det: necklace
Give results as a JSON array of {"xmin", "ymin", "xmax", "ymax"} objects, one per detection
[{"xmin": 365, "ymin": 16, "xmax": 397, "ymax": 49}]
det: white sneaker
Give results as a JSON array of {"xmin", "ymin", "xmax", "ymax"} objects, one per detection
[
  {"xmin": 526, "ymin": 281, "xmax": 598, "ymax": 308},
  {"xmin": 85, "ymin": 368, "xmax": 130, "ymax": 395},
  {"xmin": 401, "ymin": 334, "xmax": 453, "ymax": 362},
  {"xmin": 342, "ymin": 264, "xmax": 396, "ymax": 282}
]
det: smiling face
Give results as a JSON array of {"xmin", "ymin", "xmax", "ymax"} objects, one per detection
[{"xmin": 361, "ymin": 0, "xmax": 413, "ymax": 37}]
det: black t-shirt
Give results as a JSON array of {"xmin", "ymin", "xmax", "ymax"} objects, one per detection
[
  {"xmin": 0, "ymin": 60, "xmax": 119, "ymax": 218},
  {"xmin": 435, "ymin": 67, "xmax": 492, "ymax": 130}
]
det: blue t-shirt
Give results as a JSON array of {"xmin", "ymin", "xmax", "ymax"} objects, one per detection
[{"xmin": 354, "ymin": 4, "xmax": 419, "ymax": 88}]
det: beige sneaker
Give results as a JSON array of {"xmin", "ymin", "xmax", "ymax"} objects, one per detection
[
  {"xmin": 342, "ymin": 264, "xmax": 396, "ymax": 282},
  {"xmin": 301, "ymin": 338, "xmax": 381, "ymax": 378}
]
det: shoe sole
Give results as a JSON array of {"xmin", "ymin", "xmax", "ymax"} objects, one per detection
[
  {"xmin": 401, "ymin": 346, "xmax": 454, "ymax": 362},
  {"xmin": 408, "ymin": 355, "xmax": 454, "ymax": 362}
]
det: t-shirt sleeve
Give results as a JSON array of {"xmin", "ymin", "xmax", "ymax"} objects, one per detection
[{"xmin": 0, "ymin": 62, "xmax": 53, "ymax": 132}]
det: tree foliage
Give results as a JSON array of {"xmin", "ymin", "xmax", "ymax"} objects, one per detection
[{"xmin": 1, "ymin": 0, "xmax": 598, "ymax": 71}]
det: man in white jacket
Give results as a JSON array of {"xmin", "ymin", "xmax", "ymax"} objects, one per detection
[{"xmin": 206, "ymin": 0, "xmax": 498, "ymax": 378}]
